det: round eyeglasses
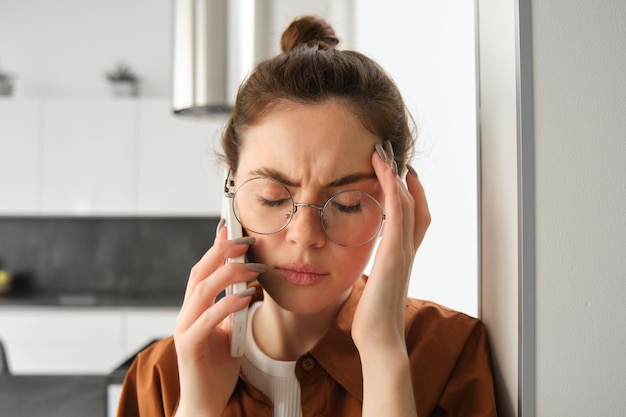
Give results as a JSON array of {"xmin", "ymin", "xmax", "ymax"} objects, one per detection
[{"xmin": 226, "ymin": 177, "xmax": 385, "ymax": 247}]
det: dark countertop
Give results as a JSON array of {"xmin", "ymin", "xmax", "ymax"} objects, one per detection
[
  {"xmin": 0, "ymin": 291, "xmax": 183, "ymax": 308},
  {"xmin": 0, "ymin": 341, "xmax": 159, "ymax": 417},
  {"xmin": 0, "ymin": 374, "xmax": 107, "ymax": 417}
]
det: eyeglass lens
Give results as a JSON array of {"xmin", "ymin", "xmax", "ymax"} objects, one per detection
[{"xmin": 232, "ymin": 177, "xmax": 384, "ymax": 247}]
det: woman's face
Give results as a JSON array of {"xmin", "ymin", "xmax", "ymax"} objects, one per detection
[{"xmin": 234, "ymin": 100, "xmax": 383, "ymax": 315}]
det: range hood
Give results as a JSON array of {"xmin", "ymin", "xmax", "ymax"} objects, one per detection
[{"xmin": 172, "ymin": 0, "xmax": 269, "ymax": 116}]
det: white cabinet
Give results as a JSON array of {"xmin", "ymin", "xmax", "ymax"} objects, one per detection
[
  {"xmin": 124, "ymin": 308, "xmax": 178, "ymax": 357},
  {"xmin": 41, "ymin": 99, "xmax": 137, "ymax": 215},
  {"xmin": 0, "ymin": 99, "xmax": 41, "ymax": 215},
  {"xmin": 0, "ymin": 307, "xmax": 179, "ymax": 375},
  {"xmin": 0, "ymin": 308, "xmax": 124, "ymax": 374},
  {"xmin": 136, "ymin": 99, "xmax": 224, "ymax": 216},
  {"xmin": 0, "ymin": 98, "xmax": 226, "ymax": 216}
]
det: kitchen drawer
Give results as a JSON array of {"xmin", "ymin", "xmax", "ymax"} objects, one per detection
[
  {"xmin": 0, "ymin": 308, "xmax": 124, "ymax": 374},
  {"xmin": 124, "ymin": 308, "xmax": 178, "ymax": 357},
  {"xmin": 0, "ymin": 307, "xmax": 180, "ymax": 375}
]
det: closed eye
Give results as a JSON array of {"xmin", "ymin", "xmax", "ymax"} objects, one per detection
[
  {"xmin": 257, "ymin": 197, "xmax": 291, "ymax": 207},
  {"xmin": 331, "ymin": 201, "xmax": 362, "ymax": 213}
]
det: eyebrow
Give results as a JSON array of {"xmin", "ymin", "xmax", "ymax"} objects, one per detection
[{"xmin": 248, "ymin": 168, "xmax": 377, "ymax": 188}]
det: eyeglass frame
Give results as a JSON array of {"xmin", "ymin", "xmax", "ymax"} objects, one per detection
[{"xmin": 223, "ymin": 170, "xmax": 385, "ymax": 247}]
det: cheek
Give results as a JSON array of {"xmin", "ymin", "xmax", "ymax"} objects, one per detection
[
  {"xmin": 343, "ymin": 244, "xmax": 377, "ymax": 274},
  {"xmin": 245, "ymin": 246, "xmax": 263, "ymax": 264},
  {"xmin": 243, "ymin": 230, "xmax": 377, "ymax": 277},
  {"xmin": 241, "ymin": 232, "xmax": 277, "ymax": 264}
]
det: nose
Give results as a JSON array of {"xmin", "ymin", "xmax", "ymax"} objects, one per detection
[{"xmin": 285, "ymin": 204, "xmax": 327, "ymax": 248}]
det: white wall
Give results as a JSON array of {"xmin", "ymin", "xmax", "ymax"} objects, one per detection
[
  {"xmin": 479, "ymin": 0, "xmax": 626, "ymax": 415},
  {"xmin": 476, "ymin": 0, "xmax": 520, "ymax": 415},
  {"xmin": 531, "ymin": 0, "xmax": 626, "ymax": 415},
  {"xmin": 356, "ymin": 0, "xmax": 479, "ymax": 316},
  {"xmin": 0, "ymin": 0, "xmax": 172, "ymax": 98}
]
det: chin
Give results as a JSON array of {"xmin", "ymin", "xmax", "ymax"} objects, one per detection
[{"xmin": 258, "ymin": 275, "xmax": 351, "ymax": 316}]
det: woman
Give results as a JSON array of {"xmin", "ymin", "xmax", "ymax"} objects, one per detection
[{"xmin": 117, "ymin": 16, "xmax": 497, "ymax": 417}]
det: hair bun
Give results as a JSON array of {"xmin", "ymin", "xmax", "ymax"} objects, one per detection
[{"xmin": 280, "ymin": 15, "xmax": 339, "ymax": 52}]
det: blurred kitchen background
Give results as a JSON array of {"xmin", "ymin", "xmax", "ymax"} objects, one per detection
[{"xmin": 0, "ymin": 0, "xmax": 477, "ymax": 415}]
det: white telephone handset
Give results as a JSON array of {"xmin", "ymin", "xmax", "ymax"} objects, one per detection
[{"xmin": 222, "ymin": 168, "xmax": 248, "ymax": 357}]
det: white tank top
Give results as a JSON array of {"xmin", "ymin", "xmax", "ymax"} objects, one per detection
[{"xmin": 241, "ymin": 302, "xmax": 303, "ymax": 417}]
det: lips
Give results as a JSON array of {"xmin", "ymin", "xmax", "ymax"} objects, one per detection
[{"xmin": 276, "ymin": 263, "xmax": 330, "ymax": 286}]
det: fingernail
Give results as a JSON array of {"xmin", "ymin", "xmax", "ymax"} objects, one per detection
[
  {"xmin": 215, "ymin": 218, "xmax": 225, "ymax": 235},
  {"xmin": 245, "ymin": 263, "xmax": 267, "ymax": 273},
  {"xmin": 237, "ymin": 287, "xmax": 257, "ymax": 298},
  {"xmin": 406, "ymin": 164, "xmax": 418, "ymax": 178},
  {"xmin": 233, "ymin": 236, "xmax": 255, "ymax": 245},
  {"xmin": 384, "ymin": 140, "xmax": 398, "ymax": 175},
  {"xmin": 375, "ymin": 143, "xmax": 387, "ymax": 162},
  {"xmin": 383, "ymin": 140, "xmax": 395, "ymax": 162}
]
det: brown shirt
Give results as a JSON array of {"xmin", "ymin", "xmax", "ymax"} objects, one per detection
[{"xmin": 117, "ymin": 277, "xmax": 497, "ymax": 417}]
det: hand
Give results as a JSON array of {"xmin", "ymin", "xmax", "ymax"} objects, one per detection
[
  {"xmin": 352, "ymin": 144, "xmax": 431, "ymax": 352},
  {"xmin": 173, "ymin": 226, "xmax": 262, "ymax": 416},
  {"xmin": 351, "ymin": 144, "xmax": 429, "ymax": 417}
]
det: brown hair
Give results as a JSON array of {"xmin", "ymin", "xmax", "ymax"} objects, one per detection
[{"xmin": 222, "ymin": 15, "xmax": 415, "ymax": 174}]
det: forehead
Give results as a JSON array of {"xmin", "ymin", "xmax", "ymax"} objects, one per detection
[{"xmin": 237, "ymin": 101, "xmax": 380, "ymax": 185}]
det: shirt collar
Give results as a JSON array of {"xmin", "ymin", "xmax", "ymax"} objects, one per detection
[
  {"xmin": 248, "ymin": 276, "xmax": 366, "ymax": 401},
  {"xmin": 309, "ymin": 276, "xmax": 365, "ymax": 401}
]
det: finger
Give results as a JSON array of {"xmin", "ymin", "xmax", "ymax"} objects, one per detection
[
  {"xmin": 183, "ymin": 289, "xmax": 253, "ymax": 339},
  {"xmin": 175, "ymin": 290, "xmax": 254, "ymax": 362},
  {"xmin": 178, "ymin": 262, "xmax": 261, "ymax": 330},
  {"xmin": 183, "ymin": 235, "xmax": 253, "ymax": 302},
  {"xmin": 179, "ymin": 235, "xmax": 255, "ymax": 325},
  {"xmin": 371, "ymin": 150, "xmax": 405, "ymax": 257},
  {"xmin": 186, "ymin": 225, "xmax": 229, "ymax": 295},
  {"xmin": 397, "ymin": 175, "xmax": 415, "ymax": 255},
  {"xmin": 405, "ymin": 166, "xmax": 431, "ymax": 248}
]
